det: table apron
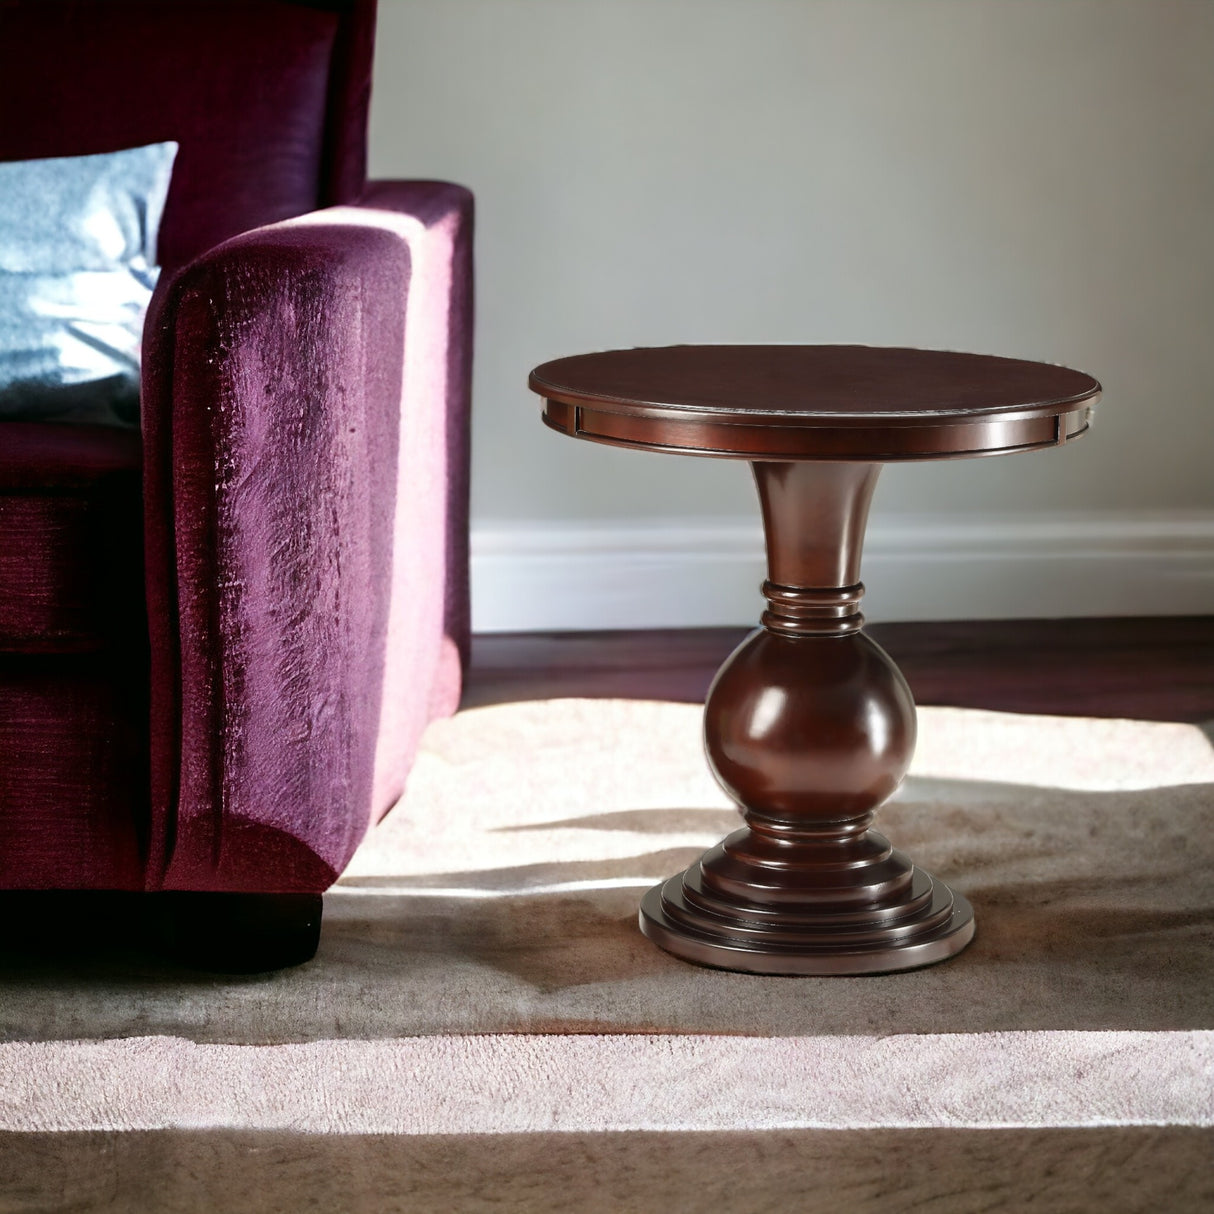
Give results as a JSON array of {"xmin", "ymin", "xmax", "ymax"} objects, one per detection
[{"xmin": 543, "ymin": 400, "xmax": 1091, "ymax": 461}]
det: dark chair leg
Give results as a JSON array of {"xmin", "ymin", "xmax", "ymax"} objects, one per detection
[{"xmin": 152, "ymin": 892, "xmax": 323, "ymax": 974}]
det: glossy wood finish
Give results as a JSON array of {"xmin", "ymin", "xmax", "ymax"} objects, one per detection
[
  {"xmin": 646, "ymin": 461, "xmax": 972, "ymax": 973},
  {"xmin": 533, "ymin": 345, "xmax": 1099, "ymax": 461},
  {"xmin": 530, "ymin": 345, "xmax": 1101, "ymax": 974}
]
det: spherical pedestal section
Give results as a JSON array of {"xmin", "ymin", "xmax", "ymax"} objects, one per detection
[{"xmin": 639, "ymin": 628, "xmax": 975, "ymax": 975}]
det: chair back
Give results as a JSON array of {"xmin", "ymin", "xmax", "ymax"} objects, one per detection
[{"xmin": 0, "ymin": 0, "xmax": 375, "ymax": 271}]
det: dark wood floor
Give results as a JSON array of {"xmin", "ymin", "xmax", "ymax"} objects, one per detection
[{"xmin": 464, "ymin": 617, "xmax": 1214, "ymax": 724}]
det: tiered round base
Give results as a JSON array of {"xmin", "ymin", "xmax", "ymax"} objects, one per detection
[{"xmin": 639, "ymin": 843, "xmax": 974, "ymax": 976}]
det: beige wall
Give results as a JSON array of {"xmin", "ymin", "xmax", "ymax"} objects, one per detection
[{"xmin": 369, "ymin": 0, "xmax": 1214, "ymax": 626}]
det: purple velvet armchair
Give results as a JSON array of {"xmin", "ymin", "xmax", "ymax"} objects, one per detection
[{"xmin": 0, "ymin": 0, "xmax": 472, "ymax": 967}]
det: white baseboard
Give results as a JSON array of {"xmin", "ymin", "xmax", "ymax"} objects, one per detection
[{"xmin": 470, "ymin": 511, "xmax": 1214, "ymax": 632}]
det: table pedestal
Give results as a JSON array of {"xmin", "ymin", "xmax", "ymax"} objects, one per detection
[{"xmin": 639, "ymin": 461, "xmax": 975, "ymax": 974}]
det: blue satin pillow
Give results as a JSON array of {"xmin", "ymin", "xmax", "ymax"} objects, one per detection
[{"xmin": 0, "ymin": 141, "xmax": 178, "ymax": 426}]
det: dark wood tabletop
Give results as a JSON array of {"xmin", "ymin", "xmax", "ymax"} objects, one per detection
[{"xmin": 531, "ymin": 344, "xmax": 1101, "ymax": 462}]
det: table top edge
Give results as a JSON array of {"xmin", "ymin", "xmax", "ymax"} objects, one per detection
[{"xmin": 527, "ymin": 345, "xmax": 1102, "ymax": 425}]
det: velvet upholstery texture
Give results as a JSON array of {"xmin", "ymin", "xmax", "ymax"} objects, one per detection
[
  {"xmin": 0, "ymin": 0, "xmax": 473, "ymax": 897},
  {"xmin": 0, "ymin": 425, "xmax": 144, "ymax": 651},
  {"xmin": 142, "ymin": 186, "xmax": 473, "ymax": 891}
]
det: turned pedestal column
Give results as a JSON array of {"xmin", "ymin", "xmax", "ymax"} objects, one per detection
[
  {"xmin": 641, "ymin": 459, "xmax": 970, "ymax": 973},
  {"xmin": 530, "ymin": 345, "xmax": 1100, "ymax": 975}
]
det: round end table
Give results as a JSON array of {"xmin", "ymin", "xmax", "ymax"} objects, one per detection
[{"xmin": 529, "ymin": 345, "xmax": 1101, "ymax": 975}]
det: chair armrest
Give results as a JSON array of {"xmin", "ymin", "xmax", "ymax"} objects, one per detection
[{"xmin": 141, "ymin": 182, "xmax": 473, "ymax": 892}]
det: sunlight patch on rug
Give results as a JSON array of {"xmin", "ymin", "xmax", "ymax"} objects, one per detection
[{"xmin": 342, "ymin": 699, "xmax": 1214, "ymax": 882}]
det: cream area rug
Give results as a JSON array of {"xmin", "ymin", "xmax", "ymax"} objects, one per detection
[{"xmin": 2, "ymin": 699, "xmax": 1212, "ymax": 1212}]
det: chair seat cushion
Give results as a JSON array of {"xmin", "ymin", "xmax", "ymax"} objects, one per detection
[
  {"xmin": 0, "ymin": 423, "xmax": 144, "ymax": 652},
  {"xmin": 0, "ymin": 652, "xmax": 147, "ymax": 890},
  {"xmin": 0, "ymin": 423, "xmax": 148, "ymax": 889}
]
